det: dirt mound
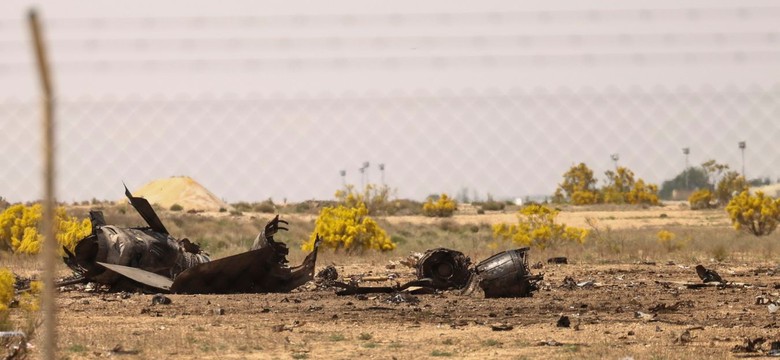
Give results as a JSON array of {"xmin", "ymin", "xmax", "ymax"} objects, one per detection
[{"xmin": 127, "ymin": 176, "xmax": 229, "ymax": 212}]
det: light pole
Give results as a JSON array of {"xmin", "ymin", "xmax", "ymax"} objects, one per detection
[
  {"xmin": 610, "ymin": 153, "xmax": 619, "ymax": 171},
  {"xmin": 738, "ymin": 141, "xmax": 746, "ymax": 179},
  {"xmin": 682, "ymin": 147, "xmax": 690, "ymax": 189},
  {"xmin": 378, "ymin": 163, "xmax": 385, "ymax": 186}
]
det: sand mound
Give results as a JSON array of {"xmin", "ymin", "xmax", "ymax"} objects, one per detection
[{"xmin": 127, "ymin": 176, "xmax": 229, "ymax": 212}]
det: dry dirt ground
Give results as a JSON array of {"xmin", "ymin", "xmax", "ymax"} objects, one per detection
[{"xmin": 50, "ymin": 259, "xmax": 780, "ymax": 359}]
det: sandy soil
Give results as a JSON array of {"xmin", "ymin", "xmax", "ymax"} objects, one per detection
[
  {"xmin": 50, "ymin": 260, "xmax": 780, "ymax": 359},
  {"xmin": 384, "ymin": 205, "xmax": 729, "ymax": 230}
]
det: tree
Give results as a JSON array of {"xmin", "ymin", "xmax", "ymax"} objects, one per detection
[
  {"xmin": 555, "ymin": 163, "xmax": 599, "ymax": 205},
  {"xmin": 602, "ymin": 167, "xmax": 635, "ymax": 204},
  {"xmin": 715, "ymin": 171, "xmax": 748, "ymax": 205},
  {"xmin": 701, "ymin": 160, "xmax": 730, "ymax": 189},
  {"xmin": 725, "ymin": 190, "xmax": 780, "ymax": 236},
  {"xmin": 659, "ymin": 167, "xmax": 709, "ymax": 199}
]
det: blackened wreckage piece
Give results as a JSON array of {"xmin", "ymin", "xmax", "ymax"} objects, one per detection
[
  {"xmin": 61, "ymin": 186, "xmax": 321, "ymax": 294},
  {"xmin": 474, "ymin": 247, "xmax": 542, "ymax": 298},
  {"xmin": 337, "ymin": 247, "xmax": 542, "ymax": 298}
]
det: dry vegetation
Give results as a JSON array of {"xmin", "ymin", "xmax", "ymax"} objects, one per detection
[{"xmin": 3, "ymin": 202, "xmax": 780, "ymax": 359}]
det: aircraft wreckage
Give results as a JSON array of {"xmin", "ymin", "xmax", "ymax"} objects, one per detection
[
  {"xmin": 60, "ymin": 187, "xmax": 542, "ymax": 298},
  {"xmin": 60, "ymin": 187, "xmax": 321, "ymax": 294},
  {"xmin": 329, "ymin": 247, "xmax": 543, "ymax": 298}
]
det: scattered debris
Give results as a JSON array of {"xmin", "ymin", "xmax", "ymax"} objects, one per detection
[
  {"xmin": 649, "ymin": 301, "xmax": 693, "ymax": 313},
  {"xmin": 675, "ymin": 330, "xmax": 693, "ymax": 344},
  {"xmin": 537, "ymin": 339, "xmax": 563, "ymax": 346},
  {"xmin": 562, "ymin": 276, "xmax": 577, "ymax": 290},
  {"xmin": 108, "ymin": 344, "xmax": 140, "ymax": 355},
  {"xmin": 399, "ymin": 252, "xmax": 424, "ymax": 268},
  {"xmin": 695, "ymin": 265, "xmax": 723, "ymax": 283},
  {"xmin": 556, "ymin": 315, "xmax": 571, "ymax": 328},
  {"xmin": 491, "ymin": 324, "xmax": 513, "ymax": 331},
  {"xmin": 531, "ymin": 261, "xmax": 544, "ymax": 269},
  {"xmin": 271, "ymin": 324, "xmax": 292, "ymax": 332},
  {"xmin": 317, "ymin": 265, "xmax": 339, "ymax": 282},
  {"xmin": 0, "ymin": 331, "xmax": 27, "ymax": 359},
  {"xmin": 769, "ymin": 341, "xmax": 780, "ymax": 356},
  {"xmin": 756, "ymin": 296, "xmax": 772, "ymax": 305},
  {"xmin": 769, "ymin": 303, "xmax": 780, "ymax": 314},
  {"xmin": 151, "ymin": 294, "xmax": 171, "ymax": 305},
  {"xmin": 634, "ymin": 311, "xmax": 658, "ymax": 322},
  {"xmin": 547, "ymin": 257, "xmax": 568, "ymax": 264},
  {"xmin": 386, "ymin": 292, "xmax": 420, "ymax": 304},
  {"xmin": 333, "ymin": 278, "xmax": 434, "ymax": 296},
  {"xmin": 732, "ymin": 337, "xmax": 766, "ymax": 353}
]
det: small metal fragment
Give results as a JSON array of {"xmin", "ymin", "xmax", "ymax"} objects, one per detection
[
  {"xmin": 556, "ymin": 315, "xmax": 571, "ymax": 328},
  {"xmin": 151, "ymin": 294, "xmax": 171, "ymax": 305}
]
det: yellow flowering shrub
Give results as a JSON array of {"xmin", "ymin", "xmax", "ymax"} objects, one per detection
[
  {"xmin": 0, "ymin": 204, "xmax": 91, "ymax": 255},
  {"xmin": 627, "ymin": 180, "xmax": 659, "ymax": 205},
  {"xmin": 18, "ymin": 280, "xmax": 41, "ymax": 312},
  {"xmin": 422, "ymin": 194, "xmax": 457, "ymax": 217},
  {"xmin": 0, "ymin": 267, "xmax": 13, "ymax": 313},
  {"xmin": 688, "ymin": 189, "xmax": 714, "ymax": 210},
  {"xmin": 726, "ymin": 190, "xmax": 780, "ymax": 236},
  {"xmin": 657, "ymin": 229, "xmax": 685, "ymax": 252},
  {"xmin": 492, "ymin": 204, "xmax": 588, "ymax": 249},
  {"xmin": 571, "ymin": 191, "xmax": 598, "ymax": 205},
  {"xmin": 302, "ymin": 202, "xmax": 395, "ymax": 253}
]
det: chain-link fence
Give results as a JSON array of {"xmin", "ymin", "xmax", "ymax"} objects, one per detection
[
  {"xmin": 1, "ymin": 5, "xmax": 780, "ymax": 205},
  {"xmin": 2, "ymin": 85, "xmax": 778, "ymax": 205}
]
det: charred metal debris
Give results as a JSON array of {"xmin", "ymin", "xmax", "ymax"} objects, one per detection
[
  {"xmin": 59, "ymin": 187, "xmax": 541, "ymax": 298},
  {"xmin": 59, "ymin": 186, "xmax": 321, "ymax": 294},
  {"xmin": 333, "ymin": 247, "xmax": 543, "ymax": 298}
]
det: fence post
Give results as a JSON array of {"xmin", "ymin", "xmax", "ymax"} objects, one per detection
[{"xmin": 28, "ymin": 8, "xmax": 57, "ymax": 360}]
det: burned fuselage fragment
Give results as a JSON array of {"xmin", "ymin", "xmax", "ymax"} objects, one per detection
[
  {"xmin": 474, "ymin": 247, "xmax": 542, "ymax": 298},
  {"xmin": 62, "ymin": 186, "xmax": 321, "ymax": 294}
]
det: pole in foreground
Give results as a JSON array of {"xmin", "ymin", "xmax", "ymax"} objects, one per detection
[{"xmin": 28, "ymin": 8, "xmax": 57, "ymax": 360}]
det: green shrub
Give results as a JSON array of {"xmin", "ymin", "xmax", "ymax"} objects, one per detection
[{"xmin": 253, "ymin": 199, "xmax": 276, "ymax": 213}]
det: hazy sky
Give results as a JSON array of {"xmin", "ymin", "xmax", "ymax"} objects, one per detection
[{"xmin": 1, "ymin": 0, "xmax": 778, "ymax": 203}]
